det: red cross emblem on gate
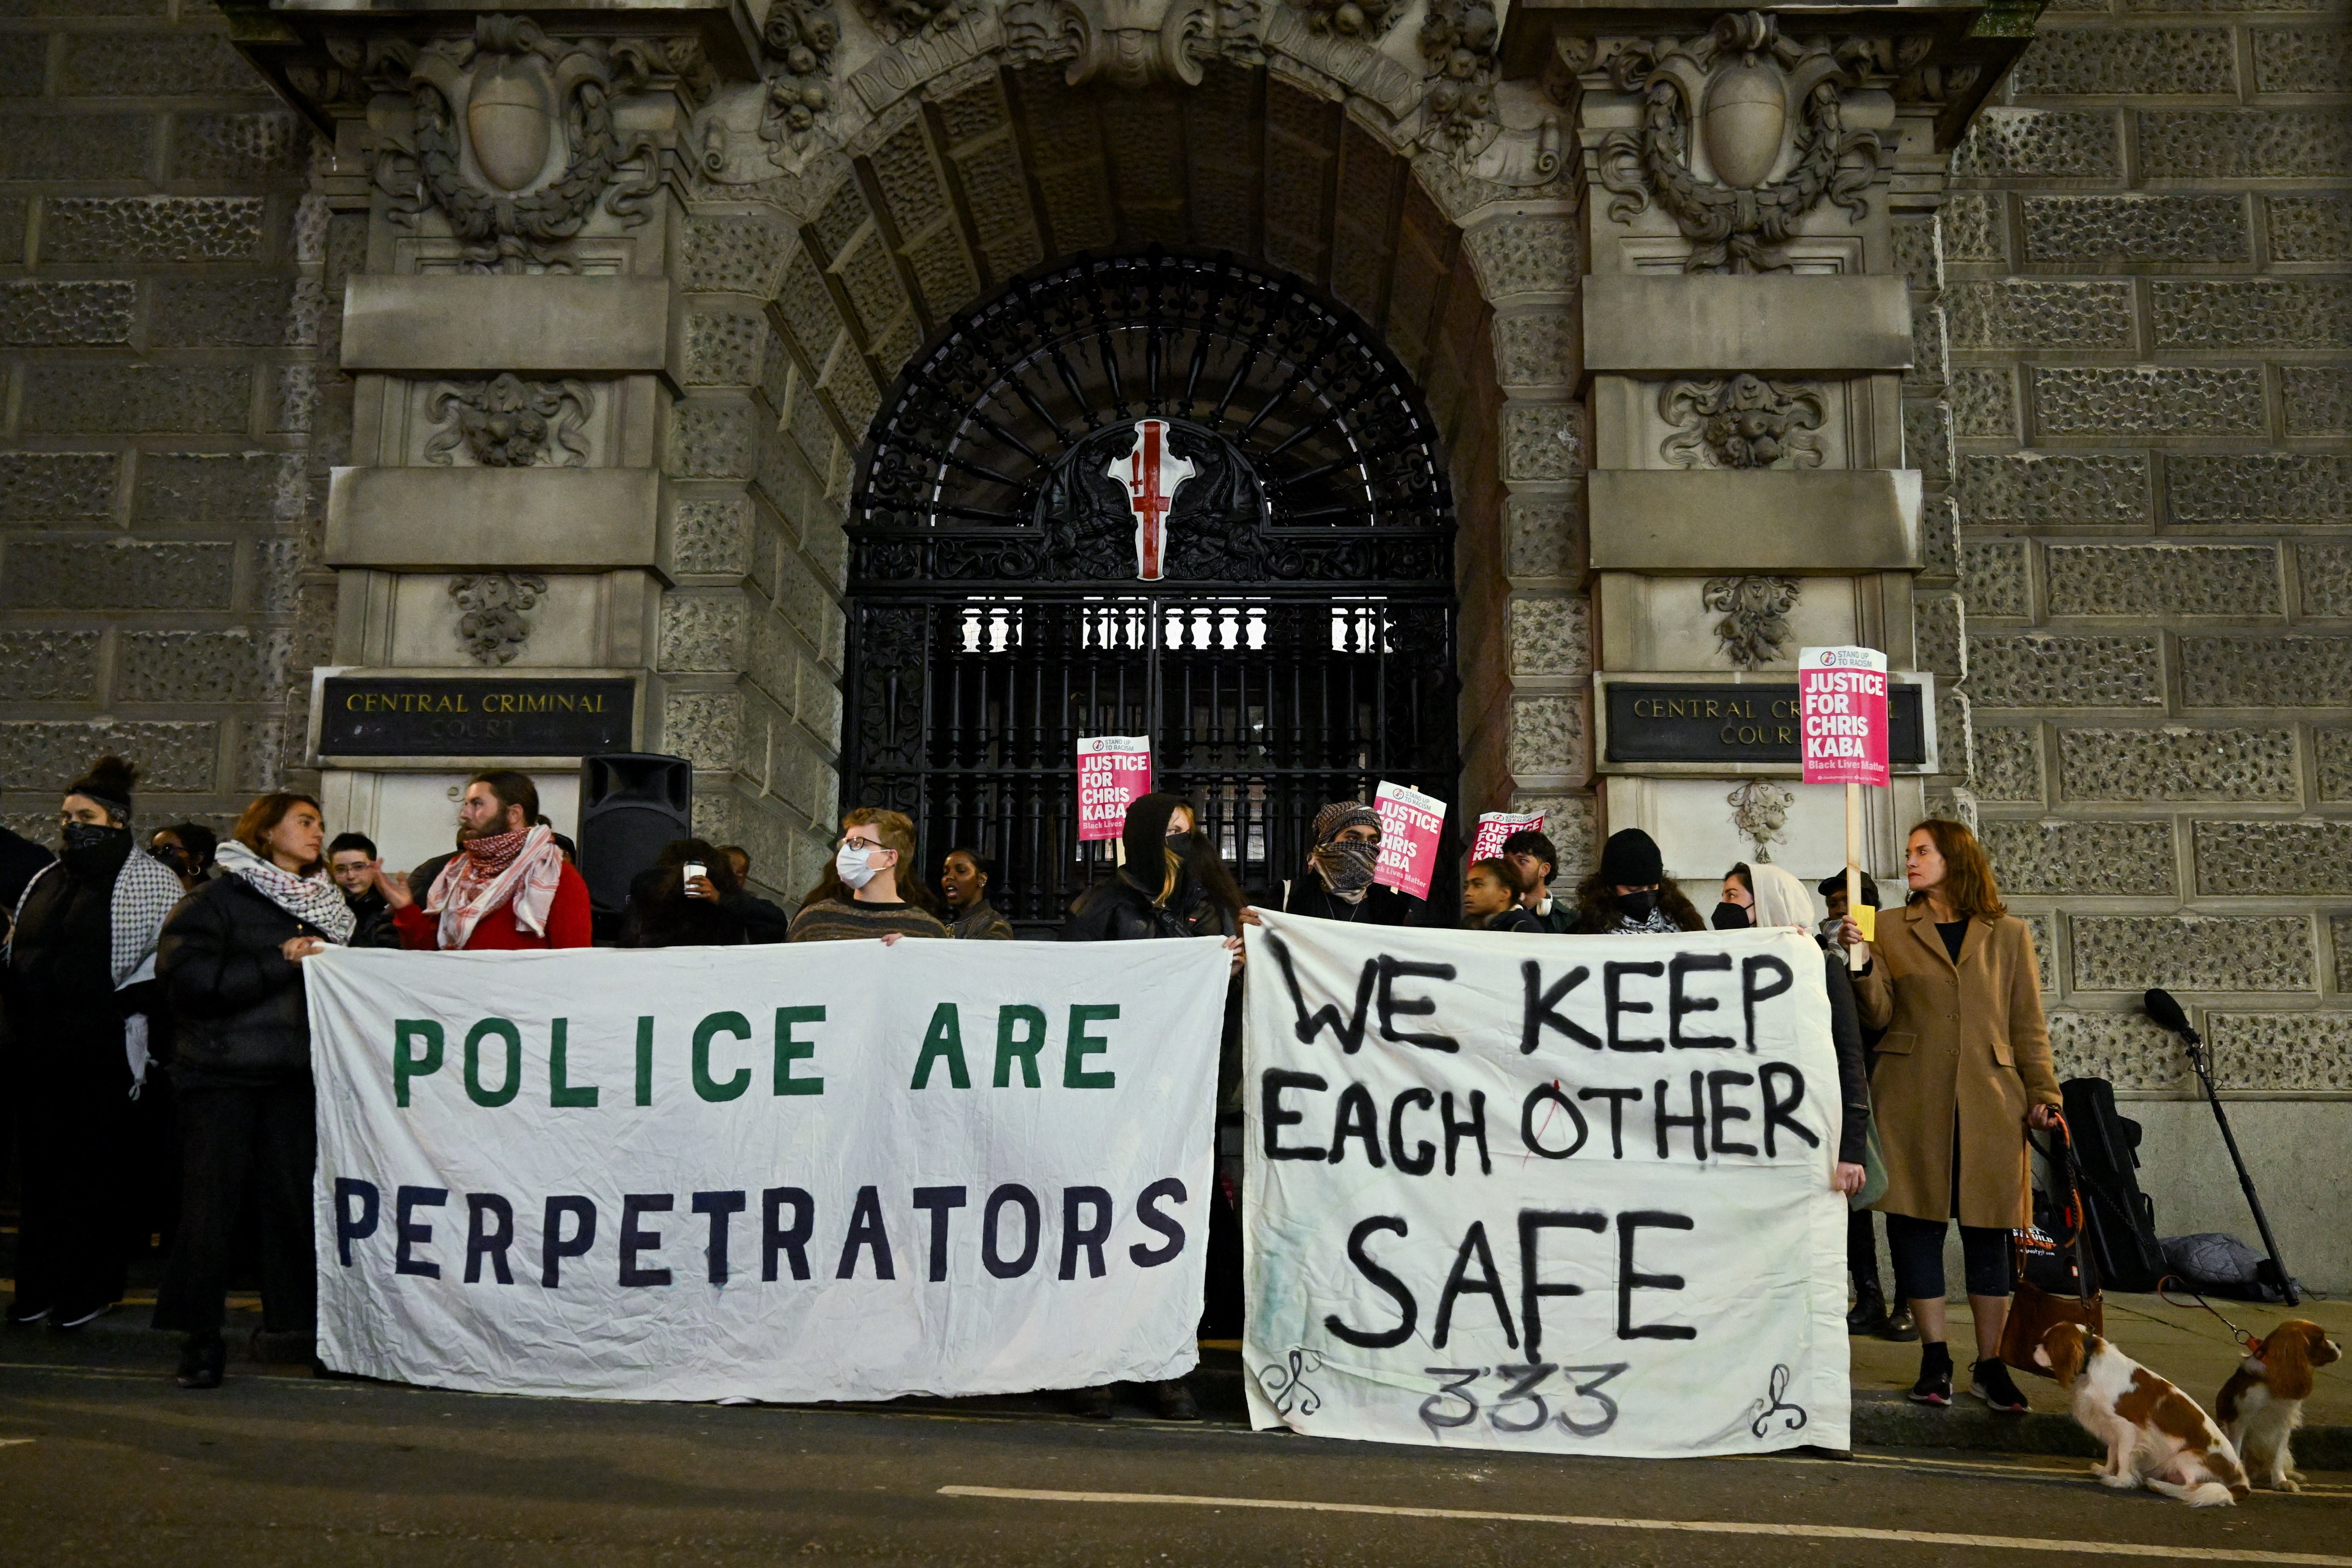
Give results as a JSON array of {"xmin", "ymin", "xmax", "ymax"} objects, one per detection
[{"xmin": 1107, "ymin": 419, "xmax": 1197, "ymax": 582}]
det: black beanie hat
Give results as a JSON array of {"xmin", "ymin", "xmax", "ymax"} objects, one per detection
[
  {"xmin": 66, "ymin": 754, "xmax": 138, "ymax": 824},
  {"xmin": 1598, "ymin": 827, "xmax": 1664, "ymax": 886}
]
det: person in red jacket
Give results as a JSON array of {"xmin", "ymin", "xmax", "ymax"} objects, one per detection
[{"xmin": 377, "ymin": 771, "xmax": 590, "ymax": 951}]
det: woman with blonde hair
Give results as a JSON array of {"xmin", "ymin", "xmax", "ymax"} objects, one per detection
[{"xmin": 1838, "ymin": 818, "xmax": 2060, "ymax": 1414}]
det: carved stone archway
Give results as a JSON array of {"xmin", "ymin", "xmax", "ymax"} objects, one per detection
[{"xmin": 235, "ymin": 0, "xmax": 2018, "ymax": 904}]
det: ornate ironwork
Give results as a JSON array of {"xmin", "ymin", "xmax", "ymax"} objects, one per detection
[{"xmin": 847, "ymin": 252, "xmax": 1459, "ymax": 929}]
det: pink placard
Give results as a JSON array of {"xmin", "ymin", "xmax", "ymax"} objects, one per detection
[
  {"xmin": 1371, "ymin": 780, "xmax": 1447, "ymax": 900},
  {"xmin": 1798, "ymin": 646, "xmax": 1890, "ymax": 788},
  {"xmin": 1470, "ymin": 810, "xmax": 1544, "ymax": 863},
  {"xmin": 1077, "ymin": 736, "xmax": 1153, "ymax": 842}
]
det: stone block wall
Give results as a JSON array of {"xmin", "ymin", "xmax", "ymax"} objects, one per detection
[
  {"xmin": 668, "ymin": 202, "xmax": 851, "ymax": 903},
  {"xmin": 0, "ymin": 1, "xmax": 333, "ymax": 844},
  {"xmin": 1950, "ymin": 0, "xmax": 2352, "ymax": 1106}
]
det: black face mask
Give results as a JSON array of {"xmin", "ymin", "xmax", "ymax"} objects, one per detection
[
  {"xmin": 63, "ymin": 821, "xmax": 127, "ymax": 854},
  {"xmin": 1164, "ymin": 831, "xmax": 1200, "ymax": 856},
  {"xmin": 61, "ymin": 821, "xmax": 133, "ymax": 876},
  {"xmin": 1616, "ymin": 888, "xmax": 1659, "ymax": 922},
  {"xmin": 1711, "ymin": 901, "xmax": 1750, "ymax": 930}
]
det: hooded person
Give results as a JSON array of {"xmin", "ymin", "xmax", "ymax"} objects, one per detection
[
  {"xmin": 1061, "ymin": 793, "xmax": 1201, "ymax": 943},
  {"xmin": 1057, "ymin": 791, "xmax": 1232, "ymax": 1423},
  {"xmin": 2, "ymin": 756, "xmax": 185, "ymax": 1329},
  {"xmin": 1570, "ymin": 828, "xmax": 1705, "ymax": 934},
  {"xmin": 154, "ymin": 792, "xmax": 352, "ymax": 1387},
  {"xmin": 1279, "ymin": 800, "xmax": 1420, "ymax": 925},
  {"xmin": 1745, "ymin": 863, "xmax": 1871, "ymax": 1193}
]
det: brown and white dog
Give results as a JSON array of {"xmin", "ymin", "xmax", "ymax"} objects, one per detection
[
  {"xmin": 2035, "ymin": 1323, "xmax": 2251, "ymax": 1506},
  {"xmin": 2216, "ymin": 1320, "xmax": 2342, "ymax": 1493}
]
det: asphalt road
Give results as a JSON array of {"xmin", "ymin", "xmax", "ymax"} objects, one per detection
[{"xmin": 1, "ymin": 1328, "xmax": 2345, "ymax": 1568}]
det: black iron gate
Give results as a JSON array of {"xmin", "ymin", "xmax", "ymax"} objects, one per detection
[{"xmin": 845, "ymin": 252, "xmax": 1458, "ymax": 930}]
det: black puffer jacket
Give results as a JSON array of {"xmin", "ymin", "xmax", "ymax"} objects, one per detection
[
  {"xmin": 1061, "ymin": 872, "xmax": 1192, "ymax": 942},
  {"xmin": 158, "ymin": 875, "xmax": 331, "ymax": 1084}
]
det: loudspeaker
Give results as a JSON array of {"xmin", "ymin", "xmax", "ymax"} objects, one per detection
[{"xmin": 577, "ymin": 753, "xmax": 693, "ymax": 915}]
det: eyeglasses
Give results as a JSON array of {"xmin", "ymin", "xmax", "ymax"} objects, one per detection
[{"xmin": 838, "ymin": 836, "xmax": 886, "ymax": 853}]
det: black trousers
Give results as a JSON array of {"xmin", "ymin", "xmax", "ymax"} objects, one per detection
[
  {"xmin": 153, "ymin": 1079, "xmax": 316, "ymax": 1335},
  {"xmin": 9, "ymin": 1037, "xmax": 137, "ymax": 1317},
  {"xmin": 1847, "ymin": 1209, "xmax": 1879, "ymax": 1279}
]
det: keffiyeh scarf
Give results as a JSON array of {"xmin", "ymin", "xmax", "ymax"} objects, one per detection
[
  {"xmin": 1612, "ymin": 905, "xmax": 1684, "ymax": 935},
  {"xmin": 426, "ymin": 824, "xmax": 564, "ymax": 949},
  {"xmin": 1309, "ymin": 801, "xmax": 1383, "ymax": 903},
  {"xmin": 216, "ymin": 839, "xmax": 355, "ymax": 945},
  {"xmin": 7, "ymin": 846, "xmax": 186, "ymax": 991},
  {"xmin": 8, "ymin": 846, "xmax": 184, "ymax": 1096}
]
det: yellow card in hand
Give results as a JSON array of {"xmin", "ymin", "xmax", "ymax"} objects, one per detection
[{"xmin": 1853, "ymin": 904, "xmax": 1876, "ymax": 941}]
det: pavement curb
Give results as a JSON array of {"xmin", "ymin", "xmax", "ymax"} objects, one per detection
[
  {"xmin": 1851, "ymin": 1390, "xmax": 2352, "ymax": 1469},
  {"xmin": 35, "ymin": 1319, "xmax": 2352, "ymax": 1469}
]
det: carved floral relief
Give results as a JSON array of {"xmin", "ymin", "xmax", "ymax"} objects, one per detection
[
  {"xmin": 425, "ymin": 375, "xmax": 594, "ymax": 469},
  {"xmin": 1661, "ymin": 376, "xmax": 1826, "ymax": 470},
  {"xmin": 1702, "ymin": 575, "xmax": 1801, "ymax": 670},
  {"xmin": 449, "ymin": 573, "xmax": 550, "ymax": 664}
]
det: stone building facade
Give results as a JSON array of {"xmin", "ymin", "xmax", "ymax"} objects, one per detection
[
  {"xmin": 1943, "ymin": 0, "xmax": 2352, "ymax": 1286},
  {"xmin": 0, "ymin": 0, "xmax": 2342, "ymax": 1285}
]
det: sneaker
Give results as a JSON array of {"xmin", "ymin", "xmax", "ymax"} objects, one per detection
[
  {"xmin": 1909, "ymin": 1343, "xmax": 1953, "ymax": 1407},
  {"xmin": 1878, "ymin": 1301, "xmax": 1920, "ymax": 1343},
  {"xmin": 1971, "ymin": 1357, "xmax": 2029, "ymax": 1414},
  {"xmin": 3, "ymin": 1303, "xmax": 49, "ymax": 1327},
  {"xmin": 52, "ymin": 1302, "xmax": 111, "ymax": 1331}
]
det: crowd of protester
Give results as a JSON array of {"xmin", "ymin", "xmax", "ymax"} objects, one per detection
[{"xmin": 0, "ymin": 751, "xmax": 2053, "ymax": 1420}]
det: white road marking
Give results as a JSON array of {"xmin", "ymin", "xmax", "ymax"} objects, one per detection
[
  {"xmin": 937, "ymin": 1484, "xmax": 2352, "ymax": 1565},
  {"xmin": 0, "ymin": 1438, "xmax": 32, "ymax": 1447}
]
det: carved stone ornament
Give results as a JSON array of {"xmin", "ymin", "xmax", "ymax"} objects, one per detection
[
  {"xmin": 1726, "ymin": 778, "xmax": 1793, "ymax": 862},
  {"xmin": 757, "ymin": 0, "xmax": 839, "ymax": 155},
  {"xmin": 1416, "ymin": 0, "xmax": 1501, "ymax": 149},
  {"xmin": 1596, "ymin": 11, "xmax": 1883, "ymax": 273},
  {"xmin": 1661, "ymin": 375, "xmax": 1826, "ymax": 470},
  {"xmin": 425, "ymin": 374, "xmax": 593, "ymax": 468},
  {"xmin": 863, "ymin": 0, "xmax": 978, "ymax": 42},
  {"xmin": 367, "ymin": 16, "xmax": 694, "ymax": 272},
  {"xmin": 1003, "ymin": 0, "xmax": 1222, "ymax": 88},
  {"xmin": 1702, "ymin": 575, "xmax": 1801, "ymax": 670},
  {"xmin": 1295, "ymin": 0, "xmax": 1404, "ymax": 42},
  {"xmin": 449, "ymin": 573, "xmax": 550, "ymax": 665}
]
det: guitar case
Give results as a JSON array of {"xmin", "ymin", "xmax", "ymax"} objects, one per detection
[{"xmin": 2057, "ymin": 1078, "xmax": 2167, "ymax": 1293}]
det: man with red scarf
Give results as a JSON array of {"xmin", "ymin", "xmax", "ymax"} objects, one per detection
[{"xmin": 378, "ymin": 771, "xmax": 591, "ymax": 951}]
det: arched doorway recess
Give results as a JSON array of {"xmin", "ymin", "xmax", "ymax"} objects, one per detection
[{"xmin": 846, "ymin": 248, "xmax": 1459, "ymax": 927}]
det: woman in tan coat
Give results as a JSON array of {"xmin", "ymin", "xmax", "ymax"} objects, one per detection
[{"xmin": 1842, "ymin": 819, "xmax": 2061, "ymax": 1413}]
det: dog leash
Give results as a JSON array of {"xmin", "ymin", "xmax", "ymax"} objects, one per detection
[{"xmin": 2157, "ymin": 1278, "xmax": 2261, "ymax": 1350}]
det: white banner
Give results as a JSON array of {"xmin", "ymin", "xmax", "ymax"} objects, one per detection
[
  {"xmin": 307, "ymin": 937, "xmax": 1230, "ymax": 1402},
  {"xmin": 1241, "ymin": 911, "xmax": 1850, "ymax": 1458}
]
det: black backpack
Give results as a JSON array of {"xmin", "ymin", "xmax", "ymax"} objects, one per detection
[{"xmin": 2057, "ymin": 1078, "xmax": 2167, "ymax": 1293}]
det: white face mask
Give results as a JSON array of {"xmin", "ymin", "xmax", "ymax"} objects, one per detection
[{"xmin": 836, "ymin": 842, "xmax": 881, "ymax": 890}]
